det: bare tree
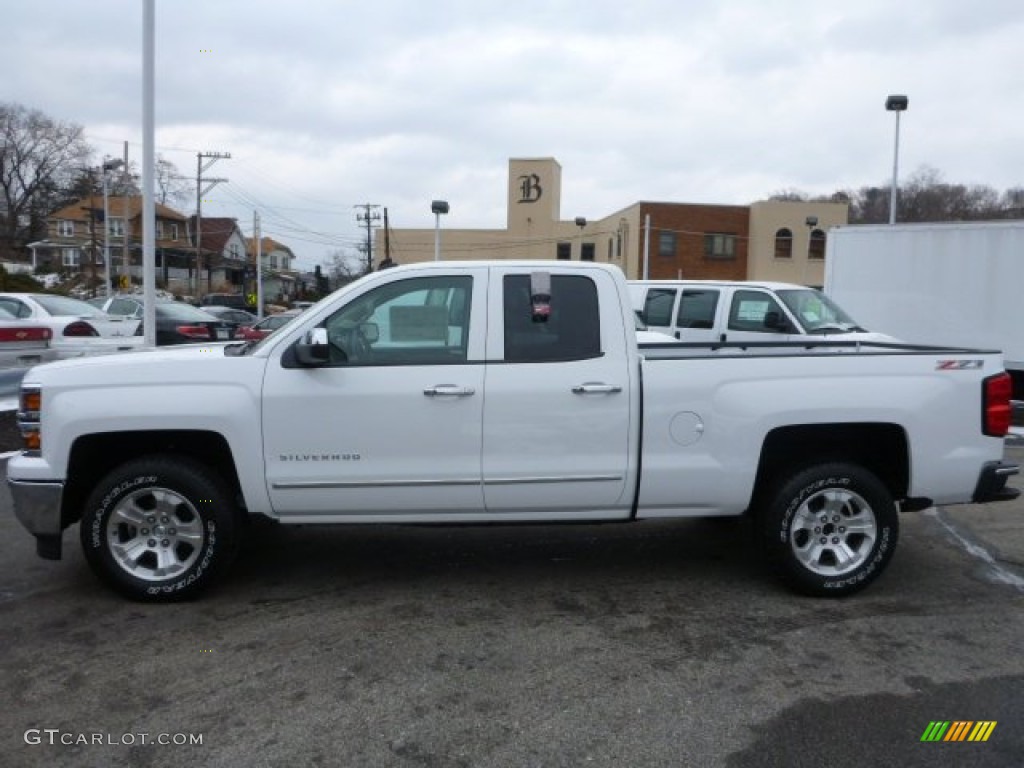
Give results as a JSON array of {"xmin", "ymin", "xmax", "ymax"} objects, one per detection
[
  {"xmin": 155, "ymin": 154, "xmax": 191, "ymax": 209},
  {"xmin": 845, "ymin": 166, "xmax": 1018, "ymax": 224},
  {"xmin": 324, "ymin": 248, "xmax": 363, "ymax": 288},
  {"xmin": 0, "ymin": 102, "xmax": 92, "ymax": 259}
]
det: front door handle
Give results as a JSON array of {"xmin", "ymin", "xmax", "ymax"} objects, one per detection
[
  {"xmin": 424, "ymin": 385, "xmax": 476, "ymax": 397},
  {"xmin": 571, "ymin": 382, "xmax": 622, "ymax": 395}
]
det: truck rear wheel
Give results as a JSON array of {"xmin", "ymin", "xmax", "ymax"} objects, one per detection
[
  {"xmin": 761, "ymin": 462, "xmax": 898, "ymax": 597},
  {"xmin": 80, "ymin": 456, "xmax": 238, "ymax": 601}
]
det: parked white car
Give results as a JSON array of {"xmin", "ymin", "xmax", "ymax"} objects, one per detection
[
  {"xmin": 0, "ymin": 305, "xmax": 59, "ymax": 371},
  {"xmin": 0, "ymin": 293, "xmax": 144, "ymax": 359},
  {"xmin": 629, "ymin": 280, "xmax": 896, "ymax": 344}
]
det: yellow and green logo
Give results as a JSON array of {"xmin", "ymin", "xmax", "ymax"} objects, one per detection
[{"xmin": 921, "ymin": 721, "xmax": 997, "ymax": 742}]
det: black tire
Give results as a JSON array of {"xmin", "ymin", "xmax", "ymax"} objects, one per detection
[
  {"xmin": 80, "ymin": 456, "xmax": 239, "ymax": 601},
  {"xmin": 760, "ymin": 462, "xmax": 899, "ymax": 597}
]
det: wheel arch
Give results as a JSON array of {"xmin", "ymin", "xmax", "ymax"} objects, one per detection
[
  {"xmin": 61, "ymin": 430, "xmax": 244, "ymax": 529},
  {"xmin": 750, "ymin": 423, "xmax": 910, "ymax": 510}
]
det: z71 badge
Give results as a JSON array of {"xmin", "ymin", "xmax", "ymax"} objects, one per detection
[{"xmin": 936, "ymin": 360, "xmax": 984, "ymax": 370}]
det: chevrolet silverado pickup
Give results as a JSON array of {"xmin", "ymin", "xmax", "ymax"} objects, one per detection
[{"xmin": 7, "ymin": 261, "xmax": 1019, "ymax": 601}]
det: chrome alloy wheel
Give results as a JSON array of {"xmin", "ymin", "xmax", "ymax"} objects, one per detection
[
  {"xmin": 105, "ymin": 487, "xmax": 205, "ymax": 581},
  {"xmin": 788, "ymin": 488, "xmax": 878, "ymax": 577}
]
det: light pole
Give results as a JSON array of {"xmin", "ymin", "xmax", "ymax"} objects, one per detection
[
  {"xmin": 803, "ymin": 215, "xmax": 818, "ymax": 286},
  {"xmin": 574, "ymin": 216, "xmax": 586, "ymax": 260},
  {"xmin": 885, "ymin": 94, "xmax": 909, "ymax": 224},
  {"xmin": 431, "ymin": 200, "xmax": 449, "ymax": 261},
  {"xmin": 102, "ymin": 158, "xmax": 124, "ymax": 296}
]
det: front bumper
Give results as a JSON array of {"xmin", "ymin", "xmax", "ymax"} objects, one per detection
[
  {"xmin": 972, "ymin": 461, "xmax": 1020, "ymax": 503},
  {"xmin": 8, "ymin": 478, "xmax": 65, "ymax": 559}
]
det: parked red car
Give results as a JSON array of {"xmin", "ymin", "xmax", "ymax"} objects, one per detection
[{"xmin": 235, "ymin": 309, "xmax": 304, "ymax": 341}]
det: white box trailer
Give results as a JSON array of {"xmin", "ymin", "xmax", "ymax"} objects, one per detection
[{"xmin": 824, "ymin": 220, "xmax": 1024, "ymax": 398}]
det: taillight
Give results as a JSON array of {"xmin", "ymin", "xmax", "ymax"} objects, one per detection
[
  {"xmin": 176, "ymin": 325, "xmax": 211, "ymax": 339},
  {"xmin": 983, "ymin": 372, "xmax": 1012, "ymax": 437},
  {"xmin": 0, "ymin": 327, "xmax": 51, "ymax": 342},
  {"xmin": 18, "ymin": 385, "xmax": 42, "ymax": 455},
  {"xmin": 63, "ymin": 321, "xmax": 99, "ymax": 337}
]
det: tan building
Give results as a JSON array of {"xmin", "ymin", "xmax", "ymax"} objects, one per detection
[
  {"xmin": 748, "ymin": 200, "xmax": 848, "ymax": 287},
  {"xmin": 377, "ymin": 158, "xmax": 848, "ymax": 285}
]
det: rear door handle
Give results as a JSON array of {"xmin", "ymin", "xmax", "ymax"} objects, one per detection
[
  {"xmin": 424, "ymin": 385, "xmax": 476, "ymax": 397},
  {"xmin": 571, "ymin": 383, "xmax": 622, "ymax": 395}
]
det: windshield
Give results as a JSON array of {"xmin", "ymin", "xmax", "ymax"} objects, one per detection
[
  {"xmin": 33, "ymin": 294, "xmax": 106, "ymax": 317},
  {"xmin": 156, "ymin": 303, "xmax": 220, "ymax": 321},
  {"xmin": 776, "ymin": 289, "xmax": 864, "ymax": 334}
]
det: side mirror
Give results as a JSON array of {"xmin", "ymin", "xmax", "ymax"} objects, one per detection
[{"xmin": 293, "ymin": 327, "xmax": 330, "ymax": 366}]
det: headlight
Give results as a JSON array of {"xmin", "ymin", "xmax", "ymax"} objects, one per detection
[{"xmin": 17, "ymin": 384, "xmax": 41, "ymax": 455}]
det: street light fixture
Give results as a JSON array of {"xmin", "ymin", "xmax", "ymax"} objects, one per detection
[
  {"xmin": 885, "ymin": 94, "xmax": 909, "ymax": 225},
  {"xmin": 431, "ymin": 200, "xmax": 449, "ymax": 261},
  {"xmin": 574, "ymin": 216, "xmax": 587, "ymax": 261},
  {"xmin": 101, "ymin": 158, "xmax": 125, "ymax": 296}
]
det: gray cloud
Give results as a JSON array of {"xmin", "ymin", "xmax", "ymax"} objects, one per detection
[{"xmin": 7, "ymin": 0, "xmax": 1023, "ymax": 268}]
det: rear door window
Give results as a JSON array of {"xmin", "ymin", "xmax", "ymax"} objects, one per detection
[
  {"xmin": 503, "ymin": 275, "xmax": 601, "ymax": 362},
  {"xmin": 642, "ymin": 288, "xmax": 677, "ymax": 326},
  {"xmin": 677, "ymin": 289, "xmax": 719, "ymax": 329}
]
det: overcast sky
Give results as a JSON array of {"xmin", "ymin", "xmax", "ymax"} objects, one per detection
[{"xmin": 8, "ymin": 0, "xmax": 1024, "ymax": 269}]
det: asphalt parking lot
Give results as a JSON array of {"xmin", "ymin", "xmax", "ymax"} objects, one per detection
[{"xmin": 2, "ymin": 445, "xmax": 1023, "ymax": 768}]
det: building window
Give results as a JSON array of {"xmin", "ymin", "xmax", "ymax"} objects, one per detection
[
  {"xmin": 170, "ymin": 223, "xmax": 179, "ymax": 241},
  {"xmin": 57, "ymin": 220, "xmax": 75, "ymax": 237},
  {"xmin": 556, "ymin": 242, "xmax": 571, "ymax": 260},
  {"xmin": 809, "ymin": 229, "xmax": 826, "ymax": 260},
  {"xmin": 581, "ymin": 243, "xmax": 595, "ymax": 262},
  {"xmin": 230, "ymin": 243, "xmax": 240, "ymax": 260},
  {"xmin": 270, "ymin": 255, "xmax": 279, "ymax": 270},
  {"xmin": 774, "ymin": 228, "xmax": 793, "ymax": 259},
  {"xmin": 156, "ymin": 221, "xmax": 165, "ymax": 239},
  {"xmin": 62, "ymin": 248, "xmax": 80, "ymax": 267},
  {"xmin": 607, "ymin": 239, "xmax": 613, "ymax": 260},
  {"xmin": 109, "ymin": 217, "xmax": 125, "ymax": 237},
  {"xmin": 704, "ymin": 233, "xmax": 736, "ymax": 259},
  {"xmin": 658, "ymin": 232, "xmax": 676, "ymax": 258}
]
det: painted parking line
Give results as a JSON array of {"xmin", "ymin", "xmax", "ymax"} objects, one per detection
[{"xmin": 924, "ymin": 508, "xmax": 1024, "ymax": 591}]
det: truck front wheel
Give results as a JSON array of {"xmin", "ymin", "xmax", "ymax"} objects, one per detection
[
  {"xmin": 80, "ymin": 456, "xmax": 239, "ymax": 601},
  {"xmin": 761, "ymin": 463, "xmax": 899, "ymax": 597}
]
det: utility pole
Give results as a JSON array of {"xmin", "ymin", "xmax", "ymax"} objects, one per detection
[
  {"xmin": 122, "ymin": 141, "xmax": 130, "ymax": 287},
  {"xmin": 383, "ymin": 207, "xmax": 391, "ymax": 264},
  {"xmin": 354, "ymin": 204, "xmax": 381, "ymax": 273},
  {"xmin": 254, "ymin": 210, "xmax": 264, "ymax": 319},
  {"xmin": 195, "ymin": 151, "xmax": 231, "ymax": 296}
]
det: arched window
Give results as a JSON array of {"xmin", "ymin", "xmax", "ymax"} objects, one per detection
[
  {"xmin": 774, "ymin": 228, "xmax": 793, "ymax": 259},
  {"xmin": 809, "ymin": 229, "xmax": 826, "ymax": 260}
]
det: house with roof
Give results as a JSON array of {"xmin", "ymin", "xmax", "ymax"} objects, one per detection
[
  {"xmin": 245, "ymin": 236, "xmax": 298, "ymax": 303},
  {"xmin": 188, "ymin": 216, "xmax": 249, "ymax": 293},
  {"xmin": 27, "ymin": 196, "xmax": 194, "ymax": 294}
]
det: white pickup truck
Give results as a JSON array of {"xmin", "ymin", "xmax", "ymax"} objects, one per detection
[{"xmin": 8, "ymin": 261, "xmax": 1019, "ymax": 601}]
